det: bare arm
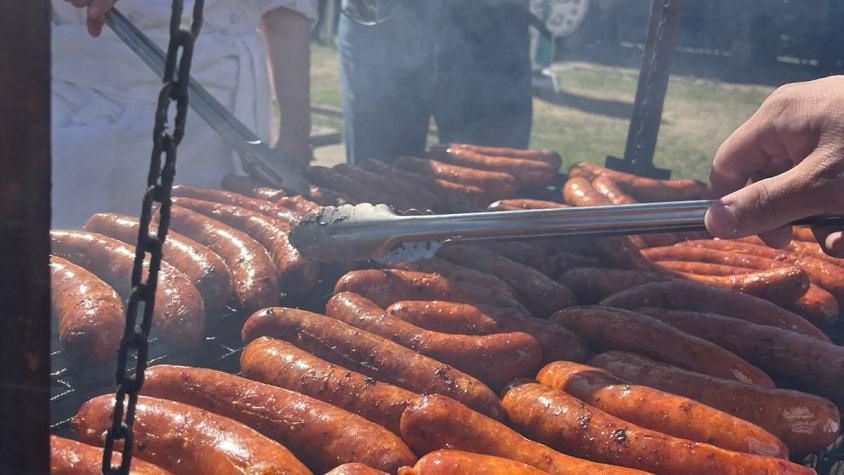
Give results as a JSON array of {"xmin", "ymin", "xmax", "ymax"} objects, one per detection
[
  {"xmin": 68, "ymin": 0, "xmax": 116, "ymax": 37},
  {"xmin": 261, "ymin": 7, "xmax": 312, "ymax": 165}
]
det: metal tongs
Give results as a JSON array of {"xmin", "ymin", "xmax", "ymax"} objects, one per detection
[
  {"xmin": 289, "ymin": 200, "xmax": 844, "ymax": 263},
  {"xmin": 104, "ymin": 8, "xmax": 310, "ymax": 194}
]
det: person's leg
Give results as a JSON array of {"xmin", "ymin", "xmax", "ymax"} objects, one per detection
[
  {"xmin": 338, "ymin": 0, "xmax": 434, "ymax": 164},
  {"xmin": 433, "ymin": 0, "xmax": 533, "ymax": 149}
]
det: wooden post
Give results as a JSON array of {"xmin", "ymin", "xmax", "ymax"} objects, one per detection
[
  {"xmin": 606, "ymin": 0, "xmax": 683, "ymax": 179},
  {"xmin": 0, "ymin": 1, "xmax": 52, "ymax": 473}
]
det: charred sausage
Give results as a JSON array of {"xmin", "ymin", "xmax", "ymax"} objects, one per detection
[
  {"xmin": 83, "ymin": 213, "xmax": 233, "ymax": 310},
  {"xmin": 325, "ymin": 292, "xmax": 543, "ymax": 388},
  {"xmin": 50, "ymin": 256, "xmax": 124, "ymax": 367},
  {"xmin": 240, "ymin": 337, "xmax": 418, "ymax": 435},
  {"xmin": 51, "ymin": 435, "xmax": 171, "ymax": 475},
  {"xmin": 501, "ymin": 382, "xmax": 812, "ymax": 475},
  {"xmin": 240, "ymin": 307, "xmax": 505, "ymax": 420},
  {"xmin": 394, "ymin": 156, "xmax": 518, "ymax": 199},
  {"xmin": 50, "ymin": 230, "xmax": 205, "ymax": 349},
  {"xmin": 72, "ymin": 394, "xmax": 312, "ymax": 475},
  {"xmin": 141, "ymin": 365, "xmax": 416, "ymax": 473},
  {"xmin": 332, "ymin": 163, "xmax": 438, "ymax": 211}
]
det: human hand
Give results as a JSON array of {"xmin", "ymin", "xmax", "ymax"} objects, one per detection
[
  {"xmin": 705, "ymin": 76, "xmax": 844, "ymax": 256},
  {"xmin": 273, "ymin": 138, "xmax": 313, "ymax": 168},
  {"xmin": 68, "ymin": 0, "xmax": 117, "ymax": 37}
]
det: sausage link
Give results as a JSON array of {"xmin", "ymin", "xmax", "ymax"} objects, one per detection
[
  {"xmin": 50, "ymin": 256, "xmax": 124, "ymax": 368},
  {"xmin": 305, "ymin": 185, "xmax": 353, "ymax": 206},
  {"xmin": 51, "ymin": 435, "xmax": 171, "ymax": 475},
  {"xmin": 389, "ymin": 257, "xmax": 518, "ymax": 299},
  {"xmin": 334, "ymin": 269, "xmax": 531, "ymax": 314},
  {"xmin": 221, "ymin": 174, "xmax": 287, "ymax": 201},
  {"xmin": 240, "ymin": 337, "xmax": 418, "ymax": 435},
  {"xmin": 385, "ymin": 301, "xmax": 588, "ymax": 363},
  {"xmin": 792, "ymin": 226, "xmax": 817, "ymax": 242},
  {"xmin": 171, "ymin": 197, "xmax": 318, "ymax": 294},
  {"xmin": 168, "ymin": 206, "xmax": 280, "ymax": 314},
  {"xmin": 669, "ymin": 266, "xmax": 809, "ymax": 306},
  {"xmin": 638, "ymin": 308, "xmax": 844, "ymax": 404},
  {"xmin": 273, "ymin": 195, "xmax": 321, "ymax": 217},
  {"xmin": 546, "ymin": 251, "xmax": 601, "ymax": 277},
  {"xmin": 73, "ymin": 395, "xmax": 311, "ymax": 475},
  {"xmin": 591, "ymin": 176, "xmax": 676, "ymax": 247},
  {"xmin": 476, "ymin": 241, "xmax": 557, "ymax": 276},
  {"xmin": 434, "ymin": 148, "xmax": 556, "ymax": 187},
  {"xmin": 559, "ymin": 268, "xmax": 665, "ymax": 304},
  {"xmin": 431, "ymin": 143, "xmax": 562, "ymax": 170},
  {"xmin": 401, "ymin": 449, "xmax": 550, "ymax": 475},
  {"xmin": 437, "ymin": 244, "xmax": 577, "ymax": 317},
  {"xmin": 550, "ymin": 306, "xmax": 772, "ymax": 386},
  {"xmin": 568, "ymin": 162, "xmax": 706, "ymax": 201},
  {"xmin": 487, "ymin": 199, "xmax": 567, "ymax": 211},
  {"xmin": 326, "ymin": 464, "xmax": 388, "ymax": 475},
  {"xmin": 400, "ymin": 394, "xmax": 649, "ymax": 475},
  {"xmin": 240, "ymin": 307, "xmax": 505, "ymax": 420},
  {"xmin": 535, "ymin": 361, "xmax": 788, "ymax": 457},
  {"xmin": 172, "ymin": 184, "xmax": 300, "ymax": 223},
  {"xmin": 141, "ymin": 365, "xmax": 415, "ymax": 473},
  {"xmin": 308, "ymin": 165, "xmax": 408, "ymax": 209},
  {"xmin": 600, "ymin": 280, "xmax": 829, "ymax": 341},
  {"xmin": 83, "ymin": 213, "xmax": 233, "ymax": 310},
  {"xmin": 501, "ymin": 382, "xmax": 812, "ymax": 475},
  {"xmin": 50, "ymin": 230, "xmax": 205, "ymax": 349},
  {"xmin": 394, "ymin": 156, "xmax": 518, "ymax": 199},
  {"xmin": 325, "ymin": 292, "xmax": 543, "ymax": 388},
  {"xmin": 589, "ymin": 351, "xmax": 841, "ymax": 455},
  {"xmin": 332, "ymin": 164, "xmax": 436, "ymax": 211}
]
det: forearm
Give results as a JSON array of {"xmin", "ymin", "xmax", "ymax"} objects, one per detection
[{"xmin": 261, "ymin": 7, "xmax": 311, "ymax": 161}]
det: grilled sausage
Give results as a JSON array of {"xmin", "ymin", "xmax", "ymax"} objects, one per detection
[
  {"xmin": 394, "ymin": 156, "xmax": 518, "ymax": 199},
  {"xmin": 50, "ymin": 230, "xmax": 205, "ymax": 349},
  {"xmin": 434, "ymin": 147, "xmax": 556, "ymax": 187},
  {"xmin": 221, "ymin": 174, "xmax": 287, "ymax": 201},
  {"xmin": 400, "ymin": 394, "xmax": 649, "ymax": 475},
  {"xmin": 431, "ymin": 143, "xmax": 562, "ymax": 170},
  {"xmin": 50, "ymin": 256, "xmax": 124, "ymax": 367},
  {"xmin": 600, "ymin": 280, "xmax": 829, "ymax": 341},
  {"xmin": 400, "ymin": 450, "xmax": 550, "ymax": 475},
  {"xmin": 559, "ymin": 268, "xmax": 665, "ymax": 304},
  {"xmin": 791, "ymin": 227, "xmax": 817, "ymax": 243},
  {"xmin": 83, "ymin": 213, "xmax": 233, "ymax": 310},
  {"xmin": 645, "ymin": 246, "xmax": 838, "ymax": 323},
  {"xmin": 550, "ymin": 306, "xmax": 773, "ymax": 387},
  {"xmin": 476, "ymin": 241, "xmax": 556, "ymax": 275},
  {"xmin": 326, "ymin": 464, "xmax": 388, "ymax": 475},
  {"xmin": 591, "ymin": 176, "xmax": 677, "ymax": 247},
  {"xmin": 669, "ymin": 266, "xmax": 809, "ymax": 305},
  {"xmin": 170, "ymin": 197, "xmax": 318, "ymax": 294},
  {"xmin": 546, "ymin": 251, "xmax": 602, "ymax": 277},
  {"xmin": 172, "ymin": 184, "xmax": 300, "ymax": 223},
  {"xmin": 535, "ymin": 361, "xmax": 788, "ymax": 457},
  {"xmin": 168, "ymin": 206, "xmax": 280, "ymax": 314},
  {"xmin": 568, "ymin": 162, "xmax": 706, "ymax": 201},
  {"xmin": 308, "ymin": 165, "xmax": 407, "ymax": 209},
  {"xmin": 437, "ymin": 244, "xmax": 577, "ymax": 316},
  {"xmin": 487, "ymin": 199, "xmax": 566, "ymax": 211},
  {"xmin": 358, "ymin": 159, "xmax": 487, "ymax": 212},
  {"xmin": 325, "ymin": 292, "xmax": 543, "ymax": 388},
  {"xmin": 273, "ymin": 195, "xmax": 321, "ymax": 217},
  {"xmin": 389, "ymin": 257, "xmax": 518, "ymax": 299},
  {"xmin": 240, "ymin": 337, "xmax": 418, "ymax": 435},
  {"xmin": 305, "ymin": 185, "xmax": 353, "ymax": 206},
  {"xmin": 638, "ymin": 308, "xmax": 844, "ymax": 403},
  {"xmin": 385, "ymin": 301, "xmax": 588, "ymax": 363},
  {"xmin": 589, "ymin": 351, "xmax": 841, "ymax": 455},
  {"xmin": 51, "ymin": 435, "xmax": 171, "ymax": 475},
  {"xmin": 501, "ymin": 382, "xmax": 812, "ymax": 475},
  {"xmin": 333, "ymin": 163, "xmax": 439, "ymax": 211},
  {"xmin": 241, "ymin": 307, "xmax": 505, "ymax": 420},
  {"xmin": 73, "ymin": 395, "xmax": 311, "ymax": 475},
  {"xmin": 141, "ymin": 365, "xmax": 416, "ymax": 473},
  {"xmin": 334, "ymin": 269, "xmax": 530, "ymax": 315}
]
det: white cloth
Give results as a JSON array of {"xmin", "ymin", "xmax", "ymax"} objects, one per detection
[{"xmin": 51, "ymin": 0, "xmax": 318, "ymax": 227}]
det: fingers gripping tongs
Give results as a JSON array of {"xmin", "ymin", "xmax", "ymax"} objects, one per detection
[
  {"xmin": 104, "ymin": 8, "xmax": 310, "ymax": 194},
  {"xmin": 289, "ymin": 200, "xmax": 844, "ymax": 263}
]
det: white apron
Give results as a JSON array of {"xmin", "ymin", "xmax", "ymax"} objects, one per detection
[{"xmin": 51, "ymin": 0, "xmax": 317, "ymax": 227}]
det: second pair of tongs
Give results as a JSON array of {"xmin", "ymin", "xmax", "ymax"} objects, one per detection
[{"xmin": 289, "ymin": 200, "xmax": 844, "ymax": 263}]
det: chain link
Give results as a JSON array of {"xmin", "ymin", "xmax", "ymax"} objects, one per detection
[{"xmin": 101, "ymin": 1, "xmax": 204, "ymax": 473}]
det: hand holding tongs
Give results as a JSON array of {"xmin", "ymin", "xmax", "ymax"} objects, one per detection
[
  {"xmin": 104, "ymin": 8, "xmax": 310, "ymax": 194},
  {"xmin": 289, "ymin": 200, "xmax": 844, "ymax": 263}
]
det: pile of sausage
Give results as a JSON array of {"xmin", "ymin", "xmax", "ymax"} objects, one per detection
[{"xmin": 51, "ymin": 149, "xmax": 844, "ymax": 474}]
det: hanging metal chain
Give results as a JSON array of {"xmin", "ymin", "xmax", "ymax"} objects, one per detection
[{"xmin": 101, "ymin": 1, "xmax": 204, "ymax": 474}]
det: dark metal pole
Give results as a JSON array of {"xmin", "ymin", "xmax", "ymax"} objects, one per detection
[
  {"xmin": 0, "ymin": 0, "xmax": 52, "ymax": 473},
  {"xmin": 606, "ymin": 0, "xmax": 684, "ymax": 179}
]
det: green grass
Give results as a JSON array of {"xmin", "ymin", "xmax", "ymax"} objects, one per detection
[{"xmin": 309, "ymin": 45, "xmax": 774, "ymax": 181}]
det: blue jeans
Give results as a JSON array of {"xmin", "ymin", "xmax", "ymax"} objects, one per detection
[{"xmin": 339, "ymin": 0, "xmax": 532, "ymax": 164}]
